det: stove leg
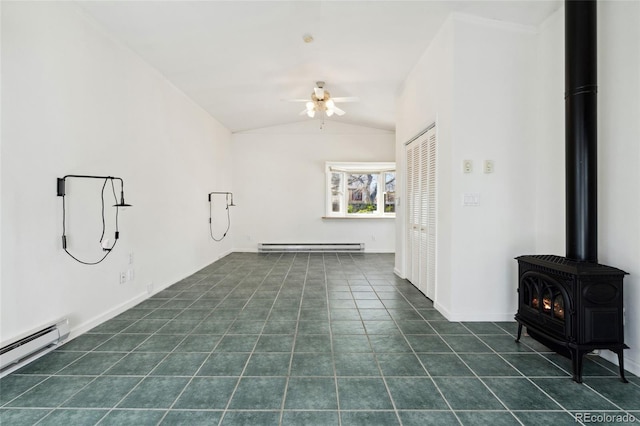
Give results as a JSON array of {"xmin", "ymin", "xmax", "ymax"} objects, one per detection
[
  {"xmin": 572, "ymin": 350, "xmax": 584, "ymax": 383},
  {"xmin": 516, "ymin": 323, "xmax": 523, "ymax": 343},
  {"xmin": 615, "ymin": 350, "xmax": 629, "ymax": 383}
]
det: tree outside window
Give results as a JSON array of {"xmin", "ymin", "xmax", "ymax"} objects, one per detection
[
  {"xmin": 384, "ymin": 172, "xmax": 396, "ymax": 213},
  {"xmin": 331, "ymin": 172, "xmax": 343, "ymax": 213},
  {"xmin": 347, "ymin": 173, "xmax": 378, "ymax": 214},
  {"xmin": 325, "ymin": 162, "xmax": 395, "ymax": 218}
]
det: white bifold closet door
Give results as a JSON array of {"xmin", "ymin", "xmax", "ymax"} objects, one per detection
[{"xmin": 406, "ymin": 126, "xmax": 436, "ymax": 300}]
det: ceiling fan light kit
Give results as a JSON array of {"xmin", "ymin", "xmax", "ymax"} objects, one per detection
[{"xmin": 299, "ymin": 81, "xmax": 349, "ymax": 122}]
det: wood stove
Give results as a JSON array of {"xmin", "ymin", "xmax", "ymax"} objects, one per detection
[
  {"xmin": 515, "ymin": 255, "xmax": 628, "ymax": 383},
  {"xmin": 515, "ymin": 1, "xmax": 629, "ymax": 383}
]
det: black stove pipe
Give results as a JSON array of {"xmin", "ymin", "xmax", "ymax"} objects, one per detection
[{"xmin": 565, "ymin": 0, "xmax": 598, "ymax": 262}]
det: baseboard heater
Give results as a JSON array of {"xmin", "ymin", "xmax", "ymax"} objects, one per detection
[
  {"xmin": 0, "ymin": 319, "xmax": 70, "ymax": 377},
  {"xmin": 258, "ymin": 243, "xmax": 365, "ymax": 253}
]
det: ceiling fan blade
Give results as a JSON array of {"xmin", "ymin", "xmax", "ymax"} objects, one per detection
[
  {"xmin": 284, "ymin": 99, "xmax": 311, "ymax": 102},
  {"xmin": 331, "ymin": 105, "xmax": 346, "ymax": 116},
  {"xmin": 299, "ymin": 109, "xmax": 309, "ymax": 115},
  {"xmin": 331, "ymin": 96, "xmax": 360, "ymax": 103}
]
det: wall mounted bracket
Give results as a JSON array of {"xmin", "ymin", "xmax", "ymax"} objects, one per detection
[
  {"xmin": 57, "ymin": 174, "xmax": 132, "ymax": 265},
  {"xmin": 208, "ymin": 191, "xmax": 235, "ymax": 242}
]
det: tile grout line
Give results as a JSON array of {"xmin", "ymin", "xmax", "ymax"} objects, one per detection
[
  {"xmin": 95, "ymin": 256, "xmax": 252, "ymax": 425},
  {"xmin": 414, "ymin": 319, "xmax": 522, "ymax": 425},
  {"xmin": 357, "ymin": 264, "xmax": 469, "ymax": 425},
  {"xmin": 491, "ymin": 321, "xmax": 636, "ymax": 419},
  {"xmin": 461, "ymin": 322, "xmax": 581, "ymax": 425},
  {"xmin": 218, "ymin": 252, "xmax": 296, "ymax": 426},
  {"xmin": 277, "ymin": 252, "xmax": 311, "ymax": 426},
  {"xmin": 218, "ymin": 252, "xmax": 293, "ymax": 423},
  {"xmin": 377, "ymin": 300, "xmax": 463, "ymax": 425},
  {"xmin": 326, "ymin": 252, "xmax": 344, "ymax": 426},
  {"xmin": 2, "ymin": 253, "xmax": 637, "ymax": 425},
  {"xmin": 153, "ymin": 257, "xmax": 263, "ymax": 424},
  {"xmin": 352, "ymin": 256, "xmax": 408, "ymax": 426},
  {"xmin": 374, "ymin": 276, "xmax": 465, "ymax": 425}
]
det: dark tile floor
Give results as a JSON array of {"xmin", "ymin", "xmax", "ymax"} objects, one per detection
[{"xmin": 1, "ymin": 252, "xmax": 639, "ymax": 425}]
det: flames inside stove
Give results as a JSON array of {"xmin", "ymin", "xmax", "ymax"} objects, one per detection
[{"xmin": 531, "ymin": 294, "xmax": 565, "ymax": 320}]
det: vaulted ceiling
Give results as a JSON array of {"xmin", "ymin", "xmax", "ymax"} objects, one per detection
[{"xmin": 77, "ymin": 1, "xmax": 561, "ymax": 133}]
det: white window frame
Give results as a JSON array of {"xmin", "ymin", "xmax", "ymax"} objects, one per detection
[{"xmin": 325, "ymin": 161, "xmax": 396, "ymax": 218}]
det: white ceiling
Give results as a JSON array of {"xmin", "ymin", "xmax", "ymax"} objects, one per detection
[{"xmin": 76, "ymin": 1, "xmax": 560, "ymax": 133}]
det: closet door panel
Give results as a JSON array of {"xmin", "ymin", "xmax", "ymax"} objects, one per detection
[
  {"xmin": 406, "ymin": 126, "xmax": 437, "ymax": 300},
  {"xmin": 426, "ymin": 128, "xmax": 437, "ymax": 299}
]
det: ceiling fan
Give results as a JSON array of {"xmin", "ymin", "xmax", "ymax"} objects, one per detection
[{"xmin": 290, "ymin": 81, "xmax": 358, "ymax": 118}]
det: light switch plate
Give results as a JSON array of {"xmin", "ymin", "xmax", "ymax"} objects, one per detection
[{"xmin": 462, "ymin": 192, "xmax": 480, "ymax": 206}]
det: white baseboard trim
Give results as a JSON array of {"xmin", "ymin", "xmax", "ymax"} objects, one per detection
[
  {"xmin": 445, "ymin": 312, "xmax": 515, "ymax": 322},
  {"xmin": 434, "ymin": 301, "xmax": 454, "ymax": 321},
  {"xmin": 233, "ymin": 248, "xmax": 259, "ymax": 253},
  {"xmin": 393, "ymin": 267, "xmax": 405, "ymax": 279},
  {"xmin": 217, "ymin": 249, "xmax": 234, "ymax": 259},
  {"xmin": 230, "ymin": 248, "xmax": 394, "ymax": 254},
  {"xmin": 598, "ymin": 349, "xmax": 640, "ymax": 378},
  {"xmin": 433, "ymin": 302, "xmax": 514, "ymax": 323},
  {"xmin": 64, "ymin": 252, "xmax": 233, "ymax": 345},
  {"xmin": 65, "ymin": 291, "xmax": 150, "ymax": 342}
]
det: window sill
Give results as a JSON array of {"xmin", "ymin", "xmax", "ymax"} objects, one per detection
[{"xmin": 322, "ymin": 215, "xmax": 396, "ymax": 220}]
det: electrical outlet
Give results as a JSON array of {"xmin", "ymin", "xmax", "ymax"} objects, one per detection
[
  {"xmin": 484, "ymin": 160, "xmax": 494, "ymax": 173},
  {"xmin": 463, "ymin": 160, "xmax": 473, "ymax": 173},
  {"xmin": 119, "ymin": 272, "xmax": 127, "ymax": 284}
]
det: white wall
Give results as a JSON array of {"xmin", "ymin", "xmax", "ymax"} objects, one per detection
[
  {"xmin": 396, "ymin": 15, "xmax": 538, "ymax": 321},
  {"xmin": 396, "ymin": 3, "xmax": 639, "ymax": 376},
  {"xmin": 395, "ymin": 19, "xmax": 455, "ymax": 312},
  {"xmin": 535, "ymin": 2, "xmax": 640, "ymax": 377},
  {"xmin": 1, "ymin": 3, "xmax": 233, "ymax": 344},
  {"xmin": 598, "ymin": 1, "xmax": 640, "ymax": 376},
  {"xmin": 534, "ymin": 8, "xmax": 565, "ymax": 255},
  {"xmin": 598, "ymin": 1, "xmax": 640, "ymax": 374},
  {"xmin": 232, "ymin": 121, "xmax": 395, "ymax": 253},
  {"xmin": 448, "ymin": 17, "xmax": 537, "ymax": 321}
]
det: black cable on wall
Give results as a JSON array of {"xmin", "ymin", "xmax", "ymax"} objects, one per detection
[
  {"xmin": 57, "ymin": 175, "xmax": 131, "ymax": 265},
  {"xmin": 208, "ymin": 192, "xmax": 235, "ymax": 242}
]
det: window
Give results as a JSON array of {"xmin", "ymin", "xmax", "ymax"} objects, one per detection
[
  {"xmin": 384, "ymin": 171, "xmax": 396, "ymax": 213},
  {"xmin": 325, "ymin": 162, "xmax": 396, "ymax": 217}
]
